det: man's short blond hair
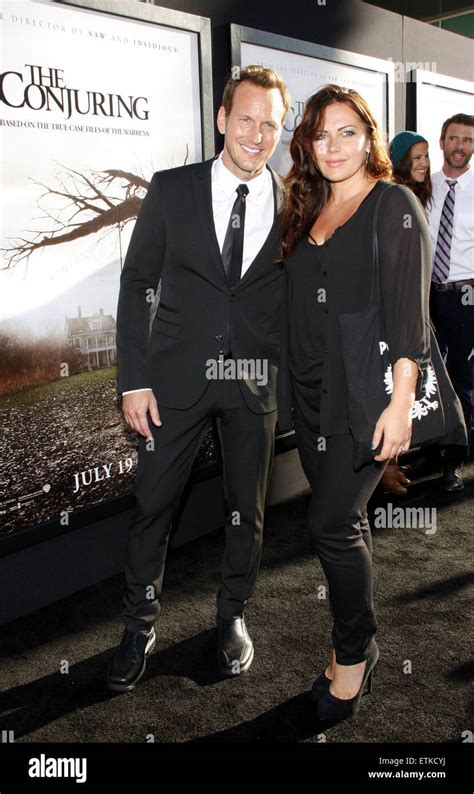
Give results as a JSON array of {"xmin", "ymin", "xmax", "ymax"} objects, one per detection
[{"xmin": 221, "ymin": 65, "xmax": 291, "ymax": 121}]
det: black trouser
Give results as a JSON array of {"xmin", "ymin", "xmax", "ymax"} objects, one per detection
[
  {"xmin": 294, "ymin": 412, "xmax": 387, "ymax": 665},
  {"xmin": 430, "ymin": 287, "xmax": 474, "ymax": 463},
  {"xmin": 121, "ymin": 376, "xmax": 276, "ymax": 632}
]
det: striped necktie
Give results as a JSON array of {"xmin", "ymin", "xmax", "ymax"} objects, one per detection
[{"xmin": 432, "ymin": 179, "xmax": 457, "ymax": 283}]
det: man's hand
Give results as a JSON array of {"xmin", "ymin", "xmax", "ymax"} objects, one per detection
[
  {"xmin": 380, "ymin": 459, "xmax": 411, "ymax": 494},
  {"xmin": 122, "ymin": 390, "xmax": 161, "ymax": 438}
]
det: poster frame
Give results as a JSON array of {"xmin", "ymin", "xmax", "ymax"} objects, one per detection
[{"xmin": 409, "ymin": 67, "xmax": 474, "ymax": 131}]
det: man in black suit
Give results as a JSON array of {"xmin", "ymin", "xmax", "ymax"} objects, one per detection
[{"xmin": 107, "ymin": 66, "xmax": 290, "ymax": 691}]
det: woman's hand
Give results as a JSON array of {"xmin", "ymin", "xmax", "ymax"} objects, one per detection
[
  {"xmin": 372, "ymin": 357, "xmax": 417, "ymax": 461},
  {"xmin": 372, "ymin": 399, "xmax": 413, "ymax": 462}
]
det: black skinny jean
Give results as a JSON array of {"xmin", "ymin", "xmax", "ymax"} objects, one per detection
[{"xmin": 294, "ymin": 411, "xmax": 388, "ymax": 665}]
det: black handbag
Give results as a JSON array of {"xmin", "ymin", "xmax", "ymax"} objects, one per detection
[{"xmin": 338, "ymin": 183, "xmax": 467, "ymax": 470}]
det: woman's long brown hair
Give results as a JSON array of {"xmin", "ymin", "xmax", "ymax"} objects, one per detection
[{"xmin": 280, "ymin": 84, "xmax": 392, "ymax": 261}]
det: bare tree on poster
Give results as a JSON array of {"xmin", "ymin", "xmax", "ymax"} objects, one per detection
[{"xmin": 1, "ymin": 145, "xmax": 189, "ymax": 270}]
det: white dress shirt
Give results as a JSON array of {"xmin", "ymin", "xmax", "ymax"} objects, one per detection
[
  {"xmin": 123, "ymin": 154, "xmax": 275, "ymax": 394},
  {"xmin": 428, "ymin": 167, "xmax": 474, "ymax": 282},
  {"xmin": 212, "ymin": 151, "xmax": 274, "ymax": 276}
]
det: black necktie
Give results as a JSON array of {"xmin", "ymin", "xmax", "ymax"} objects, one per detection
[{"xmin": 221, "ymin": 183, "xmax": 249, "ymax": 287}]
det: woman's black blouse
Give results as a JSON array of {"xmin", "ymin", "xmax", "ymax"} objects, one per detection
[{"xmin": 277, "ymin": 180, "xmax": 432, "ymax": 435}]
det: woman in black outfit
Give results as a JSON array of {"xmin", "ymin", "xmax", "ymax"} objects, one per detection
[{"xmin": 277, "ymin": 85, "xmax": 432, "ymax": 720}]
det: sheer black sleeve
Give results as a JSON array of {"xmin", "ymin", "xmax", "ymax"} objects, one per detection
[{"xmin": 378, "ymin": 184, "xmax": 432, "ymax": 383}]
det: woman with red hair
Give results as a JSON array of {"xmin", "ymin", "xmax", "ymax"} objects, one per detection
[{"xmin": 277, "ymin": 85, "xmax": 432, "ymax": 720}]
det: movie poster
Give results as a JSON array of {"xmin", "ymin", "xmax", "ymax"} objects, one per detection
[{"xmin": 0, "ymin": 0, "xmax": 204, "ymax": 533}]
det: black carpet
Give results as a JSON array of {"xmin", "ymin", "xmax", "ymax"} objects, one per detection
[
  {"xmin": 0, "ymin": 461, "xmax": 472, "ymax": 752},
  {"xmin": 0, "ymin": 461, "xmax": 471, "ymax": 794}
]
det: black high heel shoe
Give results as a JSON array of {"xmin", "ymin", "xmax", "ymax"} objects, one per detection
[
  {"xmin": 311, "ymin": 670, "xmax": 331, "ymax": 701},
  {"xmin": 317, "ymin": 639, "xmax": 379, "ymax": 721}
]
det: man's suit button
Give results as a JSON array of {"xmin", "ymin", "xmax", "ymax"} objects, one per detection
[{"xmin": 230, "ymin": 294, "xmax": 236, "ymax": 301}]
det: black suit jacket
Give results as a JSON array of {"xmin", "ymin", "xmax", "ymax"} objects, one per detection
[{"xmin": 116, "ymin": 157, "xmax": 285, "ymax": 414}]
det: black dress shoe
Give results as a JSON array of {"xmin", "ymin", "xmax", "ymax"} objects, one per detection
[
  {"xmin": 317, "ymin": 639, "xmax": 379, "ymax": 721},
  {"xmin": 107, "ymin": 627, "xmax": 156, "ymax": 691},
  {"xmin": 217, "ymin": 616, "xmax": 254, "ymax": 676},
  {"xmin": 442, "ymin": 466, "xmax": 464, "ymax": 492}
]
